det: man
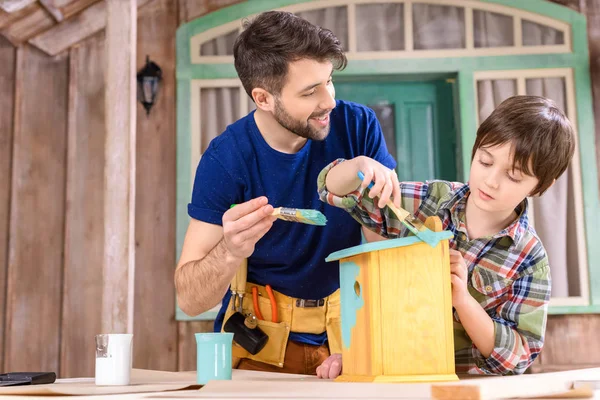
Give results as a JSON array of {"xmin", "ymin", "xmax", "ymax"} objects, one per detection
[{"xmin": 175, "ymin": 10, "xmax": 395, "ymax": 375}]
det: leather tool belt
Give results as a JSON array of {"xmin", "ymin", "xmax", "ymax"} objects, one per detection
[{"xmin": 222, "ymin": 261, "xmax": 342, "ymax": 367}]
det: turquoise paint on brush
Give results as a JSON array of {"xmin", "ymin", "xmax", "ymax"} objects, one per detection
[
  {"xmin": 340, "ymin": 261, "xmax": 364, "ymax": 349},
  {"xmin": 195, "ymin": 333, "xmax": 234, "ymax": 385}
]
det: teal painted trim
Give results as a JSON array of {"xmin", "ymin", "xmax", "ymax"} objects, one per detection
[
  {"xmin": 549, "ymin": 305, "xmax": 600, "ymax": 315},
  {"xmin": 178, "ymin": 54, "xmax": 583, "ymax": 80},
  {"xmin": 325, "ymin": 231, "xmax": 453, "ymax": 262},
  {"xmin": 573, "ymin": 64, "xmax": 600, "ymax": 306},
  {"xmin": 340, "ymin": 261, "xmax": 363, "ymax": 349},
  {"xmin": 176, "ymin": 23, "xmax": 190, "ymax": 71},
  {"xmin": 457, "ymin": 71, "xmax": 476, "ymax": 182},
  {"xmin": 177, "ymin": 308, "xmax": 219, "ymax": 321},
  {"xmin": 570, "ymin": 6, "xmax": 589, "ymax": 56}
]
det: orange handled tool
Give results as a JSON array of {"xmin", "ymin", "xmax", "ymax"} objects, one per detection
[{"xmin": 251, "ymin": 285, "xmax": 278, "ymax": 323}]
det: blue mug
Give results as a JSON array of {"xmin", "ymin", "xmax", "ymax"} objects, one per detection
[{"xmin": 195, "ymin": 332, "xmax": 234, "ymax": 385}]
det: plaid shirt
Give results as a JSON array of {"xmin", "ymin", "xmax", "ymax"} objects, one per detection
[{"xmin": 318, "ymin": 159, "xmax": 551, "ymax": 375}]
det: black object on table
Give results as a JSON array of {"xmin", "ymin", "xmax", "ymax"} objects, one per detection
[{"xmin": 0, "ymin": 372, "xmax": 56, "ymax": 386}]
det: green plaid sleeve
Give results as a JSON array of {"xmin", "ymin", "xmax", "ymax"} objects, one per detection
[{"xmin": 477, "ymin": 259, "xmax": 551, "ymax": 375}]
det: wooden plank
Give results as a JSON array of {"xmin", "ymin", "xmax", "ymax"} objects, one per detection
[
  {"xmin": 178, "ymin": 321, "xmax": 214, "ymax": 371},
  {"xmin": 103, "ymin": 0, "xmax": 136, "ymax": 334},
  {"xmin": 0, "ymin": 35, "xmax": 15, "ymax": 372},
  {"xmin": 0, "ymin": 0, "xmax": 36, "ymax": 13},
  {"xmin": 179, "ymin": 367, "xmax": 600, "ymax": 399},
  {"xmin": 133, "ymin": 0, "xmax": 178, "ymax": 372},
  {"xmin": 178, "ymin": 0, "xmax": 244, "ymax": 23},
  {"xmin": 29, "ymin": 0, "xmax": 149, "ymax": 57},
  {"xmin": 60, "ymin": 32, "xmax": 105, "ymax": 379},
  {"xmin": 4, "ymin": 44, "xmax": 68, "ymax": 372},
  {"xmin": 29, "ymin": 1, "xmax": 105, "ymax": 56},
  {"xmin": 39, "ymin": 0, "xmax": 64, "ymax": 22},
  {"xmin": 1, "ymin": 0, "xmax": 100, "ymax": 46},
  {"xmin": 0, "ymin": 5, "xmax": 54, "ymax": 45},
  {"xmin": 538, "ymin": 314, "xmax": 600, "ymax": 366},
  {"xmin": 0, "ymin": 2, "xmax": 38, "ymax": 30}
]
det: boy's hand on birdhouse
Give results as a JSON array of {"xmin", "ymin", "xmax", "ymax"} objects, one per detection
[
  {"xmin": 316, "ymin": 353, "xmax": 342, "ymax": 379},
  {"xmin": 353, "ymin": 156, "xmax": 401, "ymax": 209},
  {"xmin": 449, "ymin": 249, "xmax": 470, "ymax": 308}
]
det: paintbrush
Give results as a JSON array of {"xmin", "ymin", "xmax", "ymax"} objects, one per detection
[
  {"xmin": 230, "ymin": 204, "xmax": 327, "ymax": 226},
  {"xmin": 271, "ymin": 207, "xmax": 327, "ymax": 225},
  {"xmin": 357, "ymin": 171, "xmax": 439, "ymax": 247}
]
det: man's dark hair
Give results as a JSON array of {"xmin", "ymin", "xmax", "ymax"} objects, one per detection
[
  {"xmin": 472, "ymin": 95, "xmax": 575, "ymax": 196},
  {"xmin": 233, "ymin": 11, "xmax": 347, "ymax": 98}
]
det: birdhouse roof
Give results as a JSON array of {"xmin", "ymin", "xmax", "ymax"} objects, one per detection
[{"xmin": 325, "ymin": 231, "xmax": 453, "ymax": 262}]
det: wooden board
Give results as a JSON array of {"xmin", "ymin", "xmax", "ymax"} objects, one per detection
[
  {"xmin": 102, "ymin": 0, "xmax": 136, "ymax": 335},
  {"xmin": 178, "ymin": 321, "xmax": 214, "ymax": 371},
  {"xmin": 3, "ymin": 45, "xmax": 68, "ymax": 372},
  {"xmin": 28, "ymin": 0, "xmax": 151, "ymax": 57},
  {"xmin": 133, "ymin": 0, "xmax": 178, "ymax": 372},
  {"xmin": 0, "ymin": 368, "xmax": 198, "ymax": 396},
  {"xmin": 163, "ymin": 367, "xmax": 600, "ymax": 399},
  {"xmin": 0, "ymin": 35, "xmax": 15, "ymax": 371},
  {"xmin": 60, "ymin": 32, "xmax": 106, "ymax": 379},
  {"xmin": 539, "ymin": 314, "xmax": 600, "ymax": 366},
  {"xmin": 0, "ymin": 2, "xmax": 37, "ymax": 30},
  {"xmin": 0, "ymin": 0, "xmax": 100, "ymax": 45}
]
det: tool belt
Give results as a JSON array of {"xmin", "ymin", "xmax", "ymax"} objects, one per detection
[{"xmin": 222, "ymin": 260, "xmax": 342, "ymax": 367}]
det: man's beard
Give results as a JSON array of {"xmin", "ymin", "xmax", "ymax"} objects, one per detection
[{"xmin": 273, "ymin": 97, "xmax": 330, "ymax": 141}]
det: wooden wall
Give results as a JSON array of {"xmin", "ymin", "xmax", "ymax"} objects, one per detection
[
  {"xmin": 0, "ymin": 0, "xmax": 242, "ymax": 378},
  {"xmin": 0, "ymin": 0, "xmax": 598, "ymax": 377}
]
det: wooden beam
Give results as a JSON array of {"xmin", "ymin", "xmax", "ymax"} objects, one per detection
[
  {"xmin": 0, "ymin": 34, "xmax": 15, "ymax": 373},
  {"xmin": 1, "ymin": 0, "xmax": 99, "ymax": 46},
  {"xmin": 38, "ymin": 0, "xmax": 63, "ymax": 22},
  {"xmin": 102, "ymin": 0, "xmax": 136, "ymax": 335},
  {"xmin": 29, "ymin": 0, "xmax": 104, "ymax": 55},
  {"xmin": 0, "ymin": 0, "xmax": 36, "ymax": 13},
  {"xmin": 134, "ymin": 0, "xmax": 178, "ymax": 372},
  {"xmin": 4, "ymin": 44, "xmax": 68, "ymax": 373},
  {"xmin": 1, "ymin": 4, "xmax": 53, "ymax": 45},
  {"xmin": 29, "ymin": 0, "xmax": 149, "ymax": 56},
  {"xmin": 0, "ymin": 2, "xmax": 37, "ymax": 30},
  {"xmin": 60, "ymin": 32, "xmax": 105, "ymax": 378}
]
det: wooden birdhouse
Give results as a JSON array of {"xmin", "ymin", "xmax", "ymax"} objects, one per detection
[{"xmin": 326, "ymin": 216, "xmax": 458, "ymax": 383}]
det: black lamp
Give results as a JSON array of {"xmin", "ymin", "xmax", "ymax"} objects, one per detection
[{"xmin": 137, "ymin": 55, "xmax": 162, "ymax": 115}]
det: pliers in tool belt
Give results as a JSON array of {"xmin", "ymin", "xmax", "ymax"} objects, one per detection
[{"xmin": 252, "ymin": 285, "xmax": 278, "ymax": 323}]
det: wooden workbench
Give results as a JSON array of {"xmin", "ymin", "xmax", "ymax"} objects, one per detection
[{"xmin": 0, "ymin": 367, "xmax": 599, "ymax": 399}]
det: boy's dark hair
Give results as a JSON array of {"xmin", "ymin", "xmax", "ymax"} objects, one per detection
[
  {"xmin": 472, "ymin": 95, "xmax": 575, "ymax": 196},
  {"xmin": 233, "ymin": 11, "xmax": 347, "ymax": 98}
]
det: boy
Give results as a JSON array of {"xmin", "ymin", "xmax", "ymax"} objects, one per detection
[{"xmin": 315, "ymin": 95, "xmax": 575, "ymax": 377}]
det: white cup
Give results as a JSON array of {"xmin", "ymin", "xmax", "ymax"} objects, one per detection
[{"xmin": 95, "ymin": 334, "xmax": 133, "ymax": 386}]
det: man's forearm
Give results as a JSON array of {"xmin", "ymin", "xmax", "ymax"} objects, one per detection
[{"xmin": 175, "ymin": 239, "xmax": 243, "ymax": 316}]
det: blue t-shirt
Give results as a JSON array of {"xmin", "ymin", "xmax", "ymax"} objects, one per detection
[{"xmin": 188, "ymin": 100, "xmax": 396, "ymax": 344}]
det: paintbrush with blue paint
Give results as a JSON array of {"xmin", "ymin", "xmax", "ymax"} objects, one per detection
[{"xmin": 357, "ymin": 171, "xmax": 439, "ymax": 247}]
